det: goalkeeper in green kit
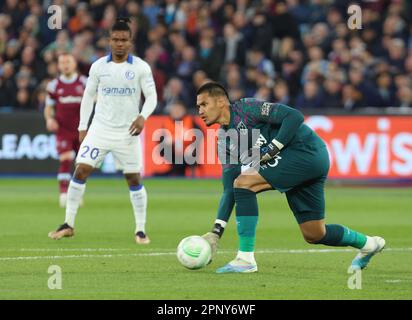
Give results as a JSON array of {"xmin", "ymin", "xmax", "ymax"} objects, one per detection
[{"xmin": 196, "ymin": 82, "xmax": 385, "ymax": 274}]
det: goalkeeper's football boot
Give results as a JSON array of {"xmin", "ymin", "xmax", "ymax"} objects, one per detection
[
  {"xmin": 216, "ymin": 258, "xmax": 258, "ymax": 274},
  {"xmin": 350, "ymin": 236, "xmax": 386, "ymax": 270},
  {"xmin": 135, "ymin": 231, "xmax": 150, "ymax": 245},
  {"xmin": 48, "ymin": 223, "xmax": 74, "ymax": 240},
  {"xmin": 202, "ymin": 232, "xmax": 219, "ymax": 262}
]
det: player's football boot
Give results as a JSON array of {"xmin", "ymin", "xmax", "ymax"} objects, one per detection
[
  {"xmin": 48, "ymin": 223, "xmax": 74, "ymax": 240},
  {"xmin": 350, "ymin": 236, "xmax": 386, "ymax": 270},
  {"xmin": 135, "ymin": 231, "xmax": 150, "ymax": 244},
  {"xmin": 216, "ymin": 258, "xmax": 258, "ymax": 274},
  {"xmin": 202, "ymin": 232, "xmax": 219, "ymax": 261}
]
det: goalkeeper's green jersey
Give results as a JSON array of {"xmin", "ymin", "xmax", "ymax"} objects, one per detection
[{"xmin": 216, "ymin": 98, "xmax": 327, "ymax": 220}]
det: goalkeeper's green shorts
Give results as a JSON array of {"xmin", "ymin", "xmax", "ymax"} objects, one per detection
[{"xmin": 258, "ymin": 141, "xmax": 330, "ymax": 225}]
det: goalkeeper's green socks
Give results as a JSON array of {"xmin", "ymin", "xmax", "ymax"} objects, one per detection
[
  {"xmin": 316, "ymin": 224, "xmax": 367, "ymax": 249},
  {"xmin": 233, "ymin": 188, "xmax": 258, "ymax": 264}
]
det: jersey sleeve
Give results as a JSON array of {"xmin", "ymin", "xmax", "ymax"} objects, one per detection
[
  {"xmin": 139, "ymin": 62, "xmax": 157, "ymax": 120},
  {"xmin": 261, "ymin": 103, "xmax": 304, "ymax": 147},
  {"xmin": 45, "ymin": 79, "xmax": 58, "ymax": 106},
  {"xmin": 78, "ymin": 62, "xmax": 99, "ymax": 131},
  {"xmin": 239, "ymin": 99, "xmax": 304, "ymax": 148}
]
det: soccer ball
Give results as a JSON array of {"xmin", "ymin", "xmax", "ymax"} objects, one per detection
[{"xmin": 177, "ymin": 235, "xmax": 212, "ymax": 270}]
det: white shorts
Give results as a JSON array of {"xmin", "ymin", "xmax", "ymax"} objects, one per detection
[{"xmin": 76, "ymin": 127, "xmax": 142, "ymax": 174}]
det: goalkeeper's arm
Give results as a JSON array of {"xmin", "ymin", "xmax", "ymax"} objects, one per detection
[
  {"xmin": 259, "ymin": 103, "xmax": 304, "ymax": 162},
  {"xmin": 212, "ymin": 165, "xmax": 241, "ymax": 237},
  {"xmin": 202, "ymin": 165, "xmax": 240, "ymax": 259}
]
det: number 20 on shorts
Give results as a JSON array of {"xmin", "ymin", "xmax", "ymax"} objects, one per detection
[{"xmin": 80, "ymin": 146, "xmax": 99, "ymax": 160}]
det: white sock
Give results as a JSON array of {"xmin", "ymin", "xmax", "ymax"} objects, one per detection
[
  {"xmin": 361, "ymin": 236, "xmax": 375, "ymax": 251},
  {"xmin": 236, "ymin": 251, "xmax": 256, "ymax": 265},
  {"xmin": 129, "ymin": 186, "xmax": 147, "ymax": 234},
  {"xmin": 65, "ymin": 180, "xmax": 86, "ymax": 228}
]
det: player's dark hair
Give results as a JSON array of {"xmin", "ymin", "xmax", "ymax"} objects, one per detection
[
  {"xmin": 196, "ymin": 82, "xmax": 229, "ymax": 100},
  {"xmin": 111, "ymin": 17, "xmax": 132, "ymax": 37}
]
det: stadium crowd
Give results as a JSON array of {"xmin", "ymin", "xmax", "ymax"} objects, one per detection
[{"xmin": 0, "ymin": 0, "xmax": 412, "ymax": 114}]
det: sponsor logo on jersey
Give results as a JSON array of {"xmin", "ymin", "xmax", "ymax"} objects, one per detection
[
  {"xmin": 125, "ymin": 70, "xmax": 135, "ymax": 80},
  {"xmin": 254, "ymin": 134, "xmax": 267, "ymax": 147},
  {"xmin": 102, "ymin": 87, "xmax": 136, "ymax": 96},
  {"xmin": 59, "ymin": 96, "xmax": 83, "ymax": 104},
  {"xmin": 261, "ymin": 102, "xmax": 273, "ymax": 116},
  {"xmin": 237, "ymin": 121, "xmax": 248, "ymax": 135}
]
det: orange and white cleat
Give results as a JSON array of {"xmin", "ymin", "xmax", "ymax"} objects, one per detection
[
  {"xmin": 48, "ymin": 223, "xmax": 74, "ymax": 240},
  {"xmin": 135, "ymin": 231, "xmax": 150, "ymax": 245}
]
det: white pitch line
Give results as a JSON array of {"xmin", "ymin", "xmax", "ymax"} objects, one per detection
[
  {"xmin": 0, "ymin": 252, "xmax": 175, "ymax": 261},
  {"xmin": 0, "ymin": 247, "xmax": 411, "ymax": 262}
]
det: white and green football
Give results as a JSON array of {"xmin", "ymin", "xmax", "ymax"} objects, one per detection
[{"xmin": 177, "ymin": 235, "xmax": 212, "ymax": 270}]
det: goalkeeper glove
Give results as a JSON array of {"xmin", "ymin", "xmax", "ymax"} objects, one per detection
[
  {"xmin": 260, "ymin": 141, "xmax": 281, "ymax": 163},
  {"xmin": 240, "ymin": 139, "xmax": 284, "ymax": 166}
]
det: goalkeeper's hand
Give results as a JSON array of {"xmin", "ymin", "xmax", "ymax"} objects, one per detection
[
  {"xmin": 240, "ymin": 140, "xmax": 283, "ymax": 167},
  {"xmin": 202, "ymin": 232, "xmax": 219, "ymax": 264}
]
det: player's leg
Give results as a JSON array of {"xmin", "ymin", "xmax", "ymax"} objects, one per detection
[
  {"xmin": 124, "ymin": 172, "xmax": 150, "ymax": 245},
  {"xmin": 49, "ymin": 133, "xmax": 108, "ymax": 240},
  {"xmin": 55, "ymin": 134, "xmax": 77, "ymax": 207},
  {"xmin": 48, "ymin": 163, "xmax": 94, "ymax": 239},
  {"xmin": 57, "ymin": 151, "xmax": 74, "ymax": 207},
  {"xmin": 112, "ymin": 136, "xmax": 149, "ymax": 244},
  {"xmin": 287, "ymin": 180, "xmax": 386, "ymax": 270},
  {"xmin": 216, "ymin": 169, "xmax": 271, "ymax": 273}
]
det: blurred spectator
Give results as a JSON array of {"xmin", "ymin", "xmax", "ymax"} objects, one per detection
[
  {"xmin": 397, "ymin": 86, "xmax": 412, "ymax": 110},
  {"xmin": 375, "ymin": 72, "xmax": 397, "ymax": 107},
  {"xmin": 42, "ymin": 30, "xmax": 73, "ymax": 57},
  {"xmin": 0, "ymin": 61, "xmax": 17, "ymax": 107},
  {"xmin": 342, "ymin": 84, "xmax": 364, "ymax": 110},
  {"xmin": 222, "ymin": 23, "xmax": 246, "ymax": 66},
  {"xmin": 197, "ymin": 30, "xmax": 223, "ymax": 80},
  {"xmin": 272, "ymin": 80, "xmax": 292, "ymax": 105},
  {"xmin": 321, "ymin": 77, "xmax": 342, "ymax": 109},
  {"xmin": 248, "ymin": 48, "xmax": 275, "ymax": 79},
  {"xmin": 16, "ymin": 88, "xmax": 31, "ymax": 110},
  {"xmin": 192, "ymin": 70, "xmax": 209, "ymax": 92},
  {"xmin": 163, "ymin": 77, "xmax": 191, "ymax": 113},
  {"xmin": 176, "ymin": 45, "xmax": 198, "ymax": 83},
  {"xmin": 348, "ymin": 67, "xmax": 381, "ymax": 107},
  {"xmin": 0, "ymin": 0, "xmax": 411, "ymax": 112},
  {"xmin": 250, "ymin": 12, "xmax": 273, "ymax": 58},
  {"xmin": 272, "ymin": 0, "xmax": 299, "ymax": 40},
  {"xmin": 295, "ymin": 80, "xmax": 323, "ymax": 109},
  {"xmin": 387, "ymin": 38, "xmax": 407, "ymax": 74}
]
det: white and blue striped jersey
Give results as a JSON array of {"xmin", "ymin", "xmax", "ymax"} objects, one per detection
[{"xmin": 78, "ymin": 54, "xmax": 157, "ymax": 132}]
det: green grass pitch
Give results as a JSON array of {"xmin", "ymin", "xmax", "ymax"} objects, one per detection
[{"xmin": 0, "ymin": 178, "xmax": 411, "ymax": 300}]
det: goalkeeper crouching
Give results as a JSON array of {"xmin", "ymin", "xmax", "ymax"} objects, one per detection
[{"xmin": 196, "ymin": 82, "xmax": 385, "ymax": 274}]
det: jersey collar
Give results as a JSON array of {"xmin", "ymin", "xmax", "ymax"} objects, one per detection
[
  {"xmin": 222, "ymin": 103, "xmax": 234, "ymax": 131},
  {"xmin": 106, "ymin": 53, "xmax": 133, "ymax": 64}
]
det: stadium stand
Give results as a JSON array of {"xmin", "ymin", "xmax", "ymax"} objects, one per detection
[{"xmin": 0, "ymin": 0, "xmax": 411, "ymax": 115}]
